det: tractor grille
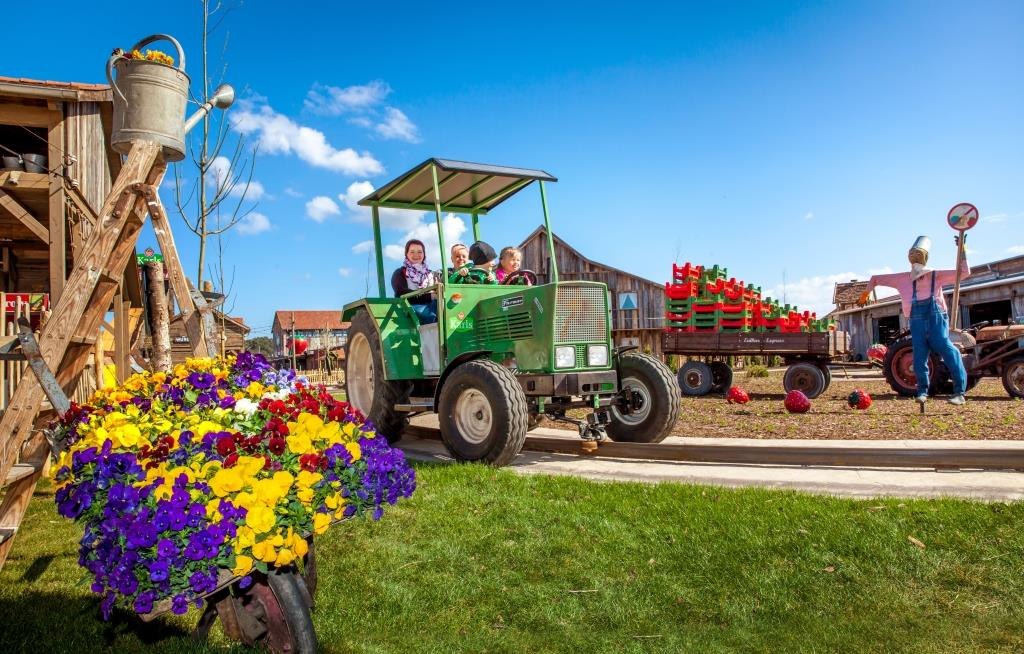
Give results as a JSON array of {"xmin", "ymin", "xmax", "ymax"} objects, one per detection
[
  {"xmin": 555, "ymin": 285, "xmax": 608, "ymax": 343},
  {"xmin": 474, "ymin": 312, "xmax": 534, "ymax": 344}
]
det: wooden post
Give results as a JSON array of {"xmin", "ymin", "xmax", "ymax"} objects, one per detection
[
  {"xmin": 145, "ymin": 261, "xmax": 172, "ymax": 371},
  {"xmin": 48, "ymin": 105, "xmax": 66, "ymax": 304}
]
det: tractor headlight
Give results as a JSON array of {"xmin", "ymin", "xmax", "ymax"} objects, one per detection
[
  {"xmin": 555, "ymin": 346, "xmax": 575, "ymax": 369},
  {"xmin": 587, "ymin": 345, "xmax": 608, "ymax": 367}
]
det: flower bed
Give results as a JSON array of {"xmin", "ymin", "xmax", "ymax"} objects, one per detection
[{"xmin": 50, "ymin": 353, "xmax": 415, "ymax": 619}]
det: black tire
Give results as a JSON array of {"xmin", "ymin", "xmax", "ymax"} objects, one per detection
[
  {"xmin": 344, "ymin": 310, "xmax": 411, "ymax": 444},
  {"xmin": 1002, "ymin": 355, "xmax": 1024, "ymax": 399},
  {"xmin": 677, "ymin": 361, "xmax": 714, "ymax": 396},
  {"xmin": 220, "ymin": 570, "xmax": 317, "ymax": 654},
  {"xmin": 783, "ymin": 362, "xmax": 827, "ymax": 399},
  {"xmin": 816, "ymin": 362, "xmax": 832, "ymax": 390},
  {"xmin": 437, "ymin": 359, "xmax": 528, "ymax": 466},
  {"xmin": 708, "ymin": 361, "xmax": 733, "ymax": 394},
  {"xmin": 882, "ymin": 336, "xmax": 956, "ymax": 397},
  {"xmin": 608, "ymin": 352, "xmax": 680, "ymax": 443}
]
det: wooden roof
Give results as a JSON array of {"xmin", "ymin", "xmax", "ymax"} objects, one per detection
[
  {"xmin": 0, "ymin": 76, "xmax": 111, "ymax": 102},
  {"xmin": 833, "ymin": 280, "xmax": 869, "ymax": 305},
  {"xmin": 518, "ymin": 225, "xmax": 663, "ymax": 289}
]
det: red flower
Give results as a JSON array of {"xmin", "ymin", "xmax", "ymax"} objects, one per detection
[
  {"xmin": 223, "ymin": 452, "xmax": 239, "ymax": 468},
  {"xmin": 299, "ymin": 453, "xmax": 323, "ymax": 472},
  {"xmin": 215, "ymin": 436, "xmax": 236, "ymax": 457},
  {"xmin": 268, "ymin": 437, "xmax": 286, "ymax": 455}
]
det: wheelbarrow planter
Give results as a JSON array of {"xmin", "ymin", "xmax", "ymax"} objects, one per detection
[{"xmin": 27, "ymin": 337, "xmax": 415, "ymax": 653}]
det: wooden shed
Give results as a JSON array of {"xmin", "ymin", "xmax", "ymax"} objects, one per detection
[
  {"xmin": 519, "ymin": 226, "xmax": 666, "ymax": 356},
  {"xmin": 164, "ymin": 312, "xmax": 249, "ymax": 364},
  {"xmin": 0, "ymin": 76, "xmax": 143, "ymax": 409}
]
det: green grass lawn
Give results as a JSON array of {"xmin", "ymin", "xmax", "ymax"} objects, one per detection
[{"xmin": 2, "ymin": 464, "xmax": 1022, "ymax": 653}]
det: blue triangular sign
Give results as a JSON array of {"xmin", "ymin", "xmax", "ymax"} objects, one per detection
[{"xmin": 621, "ymin": 294, "xmax": 636, "ymax": 310}]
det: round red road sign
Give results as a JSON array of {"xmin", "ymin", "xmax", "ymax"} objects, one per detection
[{"xmin": 947, "ymin": 202, "xmax": 979, "ymax": 231}]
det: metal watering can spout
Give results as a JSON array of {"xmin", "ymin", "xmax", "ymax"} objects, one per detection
[{"xmin": 183, "ymin": 83, "xmax": 235, "ymax": 134}]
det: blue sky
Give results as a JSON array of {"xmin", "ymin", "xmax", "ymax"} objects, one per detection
[{"xmin": 6, "ymin": 1, "xmax": 1023, "ymax": 336}]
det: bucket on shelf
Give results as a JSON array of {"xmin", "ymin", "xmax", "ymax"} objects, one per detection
[{"xmin": 106, "ymin": 34, "xmax": 190, "ymax": 162}]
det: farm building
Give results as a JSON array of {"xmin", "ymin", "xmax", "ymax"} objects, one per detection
[
  {"xmin": 830, "ymin": 253, "xmax": 1024, "ymax": 359},
  {"xmin": 518, "ymin": 226, "xmax": 666, "ymax": 356},
  {"xmin": 272, "ymin": 310, "xmax": 350, "ymax": 357},
  {"xmin": 0, "ymin": 75, "xmax": 144, "ymax": 408}
]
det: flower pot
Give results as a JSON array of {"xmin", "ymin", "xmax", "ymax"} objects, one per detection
[
  {"xmin": 106, "ymin": 34, "xmax": 189, "ymax": 162},
  {"xmin": 1, "ymin": 155, "xmax": 23, "ymax": 171}
]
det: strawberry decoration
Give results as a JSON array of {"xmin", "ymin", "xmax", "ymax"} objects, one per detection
[
  {"xmin": 867, "ymin": 344, "xmax": 887, "ymax": 363},
  {"xmin": 726, "ymin": 386, "xmax": 750, "ymax": 404},
  {"xmin": 847, "ymin": 388, "xmax": 872, "ymax": 410},
  {"xmin": 784, "ymin": 389, "xmax": 811, "ymax": 413}
]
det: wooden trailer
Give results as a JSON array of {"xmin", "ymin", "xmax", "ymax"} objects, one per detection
[{"xmin": 663, "ymin": 329, "xmax": 850, "ymax": 399}]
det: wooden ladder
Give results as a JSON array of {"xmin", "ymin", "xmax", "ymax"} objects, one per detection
[{"xmin": 0, "ymin": 140, "xmax": 209, "ymax": 568}]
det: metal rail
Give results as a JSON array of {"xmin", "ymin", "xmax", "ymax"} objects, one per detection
[{"xmin": 403, "ymin": 425, "xmax": 1024, "ymax": 471}]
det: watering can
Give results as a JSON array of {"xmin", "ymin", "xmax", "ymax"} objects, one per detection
[{"xmin": 107, "ymin": 34, "xmax": 235, "ymax": 162}]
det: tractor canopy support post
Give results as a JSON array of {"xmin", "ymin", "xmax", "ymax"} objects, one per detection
[
  {"xmin": 371, "ymin": 205, "xmax": 386, "ymax": 298},
  {"xmin": 540, "ymin": 181, "xmax": 558, "ymax": 283},
  {"xmin": 472, "ymin": 212, "xmax": 480, "ymax": 242}
]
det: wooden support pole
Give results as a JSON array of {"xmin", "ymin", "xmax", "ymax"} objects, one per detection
[
  {"xmin": 114, "ymin": 290, "xmax": 128, "ymax": 384},
  {"xmin": 48, "ymin": 107, "xmax": 66, "ymax": 303},
  {"xmin": 145, "ymin": 190, "xmax": 208, "ymax": 356},
  {"xmin": 145, "ymin": 261, "xmax": 172, "ymax": 371}
]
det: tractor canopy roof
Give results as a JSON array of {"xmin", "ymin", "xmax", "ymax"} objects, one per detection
[{"xmin": 358, "ymin": 158, "xmax": 557, "ymax": 214}]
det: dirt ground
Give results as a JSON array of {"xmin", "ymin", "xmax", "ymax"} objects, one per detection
[{"xmin": 541, "ymin": 367, "xmax": 1023, "ymax": 440}]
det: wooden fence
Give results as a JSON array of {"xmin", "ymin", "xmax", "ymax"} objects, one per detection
[{"xmin": 298, "ymin": 369, "xmax": 345, "ymax": 388}]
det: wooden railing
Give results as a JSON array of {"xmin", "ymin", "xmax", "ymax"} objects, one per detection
[{"xmin": 297, "ymin": 369, "xmax": 345, "ymax": 388}]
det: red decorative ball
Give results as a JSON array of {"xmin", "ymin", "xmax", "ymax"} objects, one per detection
[
  {"xmin": 726, "ymin": 386, "xmax": 750, "ymax": 404},
  {"xmin": 867, "ymin": 344, "xmax": 887, "ymax": 363},
  {"xmin": 784, "ymin": 389, "xmax": 811, "ymax": 413},
  {"xmin": 847, "ymin": 388, "xmax": 872, "ymax": 410}
]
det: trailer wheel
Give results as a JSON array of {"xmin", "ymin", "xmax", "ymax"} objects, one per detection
[
  {"xmin": 608, "ymin": 353, "xmax": 680, "ymax": 443},
  {"xmin": 708, "ymin": 361, "xmax": 733, "ymax": 394},
  {"xmin": 345, "ymin": 310, "xmax": 412, "ymax": 443},
  {"xmin": 816, "ymin": 362, "xmax": 832, "ymax": 390},
  {"xmin": 438, "ymin": 359, "xmax": 528, "ymax": 466},
  {"xmin": 783, "ymin": 362, "xmax": 827, "ymax": 399},
  {"xmin": 677, "ymin": 361, "xmax": 714, "ymax": 396},
  {"xmin": 1002, "ymin": 355, "xmax": 1024, "ymax": 399}
]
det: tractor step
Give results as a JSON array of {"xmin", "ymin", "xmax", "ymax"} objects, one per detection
[{"xmin": 394, "ymin": 397, "xmax": 434, "ymax": 412}]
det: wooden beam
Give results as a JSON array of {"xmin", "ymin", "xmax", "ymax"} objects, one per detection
[
  {"xmin": 145, "ymin": 189, "xmax": 208, "ymax": 356},
  {"xmin": 0, "ymin": 104, "xmax": 50, "ymax": 127},
  {"xmin": 0, "ymin": 189, "xmax": 48, "ymax": 242},
  {"xmin": 49, "ymin": 107, "xmax": 66, "ymax": 303},
  {"xmin": 114, "ymin": 292, "xmax": 129, "ymax": 383},
  {"xmin": 0, "ymin": 171, "xmax": 49, "ymax": 191}
]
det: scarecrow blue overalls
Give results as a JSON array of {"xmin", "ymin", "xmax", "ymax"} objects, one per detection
[{"xmin": 909, "ymin": 271, "xmax": 967, "ymax": 398}]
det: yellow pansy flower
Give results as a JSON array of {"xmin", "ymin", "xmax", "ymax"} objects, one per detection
[
  {"xmin": 313, "ymin": 513, "xmax": 332, "ymax": 534},
  {"xmin": 209, "ymin": 467, "xmax": 244, "ymax": 497},
  {"xmin": 251, "ymin": 539, "xmax": 278, "ymax": 564},
  {"xmin": 232, "ymin": 555, "xmax": 254, "ymax": 577},
  {"xmin": 246, "ymin": 504, "xmax": 276, "ymax": 534}
]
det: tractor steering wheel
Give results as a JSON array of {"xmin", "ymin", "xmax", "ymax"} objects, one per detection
[
  {"xmin": 500, "ymin": 269, "xmax": 537, "ymax": 286},
  {"xmin": 448, "ymin": 264, "xmax": 492, "ymax": 285}
]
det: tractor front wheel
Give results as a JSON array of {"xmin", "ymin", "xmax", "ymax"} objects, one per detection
[
  {"xmin": 345, "ymin": 311, "xmax": 411, "ymax": 444},
  {"xmin": 607, "ymin": 353, "xmax": 680, "ymax": 443},
  {"xmin": 438, "ymin": 359, "xmax": 528, "ymax": 466}
]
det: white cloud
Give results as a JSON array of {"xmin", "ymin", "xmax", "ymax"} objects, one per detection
[
  {"xmin": 337, "ymin": 267, "xmax": 351, "ymax": 277},
  {"xmin": 339, "ymin": 181, "xmax": 423, "ymax": 231},
  {"xmin": 352, "ymin": 240, "xmax": 375, "ymax": 254},
  {"xmin": 1007, "ymin": 245, "xmax": 1024, "ymax": 255},
  {"xmin": 767, "ymin": 271, "xmax": 862, "ymax": 315},
  {"xmin": 348, "ymin": 215, "xmax": 467, "ymax": 269},
  {"xmin": 230, "ymin": 99, "xmax": 383, "ymax": 176},
  {"xmin": 304, "ymin": 81, "xmax": 391, "ymax": 115},
  {"xmin": 283, "ymin": 187, "xmax": 304, "ymax": 198},
  {"xmin": 207, "ymin": 155, "xmax": 265, "ymax": 200},
  {"xmin": 236, "ymin": 211, "xmax": 271, "ymax": 235},
  {"xmin": 375, "ymin": 107, "xmax": 420, "ymax": 143},
  {"xmin": 348, "ymin": 117, "xmax": 373, "ymax": 128},
  {"xmin": 982, "ymin": 213, "xmax": 1007, "ymax": 223},
  {"xmin": 306, "ymin": 196, "xmax": 340, "ymax": 222},
  {"xmin": 232, "ymin": 179, "xmax": 265, "ymax": 200},
  {"xmin": 803, "ymin": 211, "xmax": 814, "ymax": 221}
]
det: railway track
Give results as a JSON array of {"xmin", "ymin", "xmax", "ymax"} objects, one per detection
[{"xmin": 402, "ymin": 425, "xmax": 1024, "ymax": 471}]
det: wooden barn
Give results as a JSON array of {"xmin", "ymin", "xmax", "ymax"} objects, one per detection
[
  {"xmin": 518, "ymin": 226, "xmax": 666, "ymax": 356},
  {"xmin": 0, "ymin": 76, "xmax": 144, "ymax": 408},
  {"xmin": 141, "ymin": 310, "xmax": 249, "ymax": 364}
]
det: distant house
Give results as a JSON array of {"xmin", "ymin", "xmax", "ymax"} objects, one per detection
[
  {"xmin": 142, "ymin": 311, "xmax": 250, "ymax": 364},
  {"xmin": 830, "ymin": 254, "xmax": 1024, "ymax": 359},
  {"xmin": 272, "ymin": 310, "xmax": 349, "ymax": 356},
  {"xmin": 832, "ymin": 280, "xmax": 870, "ymax": 312},
  {"xmin": 518, "ymin": 226, "xmax": 666, "ymax": 356}
]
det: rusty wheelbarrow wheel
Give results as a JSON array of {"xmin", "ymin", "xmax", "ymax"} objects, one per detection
[{"xmin": 214, "ymin": 569, "xmax": 317, "ymax": 654}]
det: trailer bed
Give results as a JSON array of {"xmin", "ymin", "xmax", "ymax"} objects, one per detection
[{"xmin": 663, "ymin": 330, "xmax": 849, "ymax": 359}]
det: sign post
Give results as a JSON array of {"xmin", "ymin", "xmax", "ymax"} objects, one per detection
[{"xmin": 946, "ymin": 202, "xmax": 979, "ymax": 331}]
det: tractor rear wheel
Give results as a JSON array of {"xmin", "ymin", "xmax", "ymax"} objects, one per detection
[
  {"xmin": 608, "ymin": 353, "xmax": 680, "ymax": 443},
  {"xmin": 438, "ymin": 359, "xmax": 528, "ymax": 466},
  {"xmin": 882, "ymin": 336, "xmax": 955, "ymax": 397},
  {"xmin": 344, "ymin": 311, "xmax": 411, "ymax": 444},
  {"xmin": 1002, "ymin": 355, "xmax": 1024, "ymax": 399}
]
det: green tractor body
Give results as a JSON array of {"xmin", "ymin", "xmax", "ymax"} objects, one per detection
[{"xmin": 343, "ymin": 159, "xmax": 679, "ymax": 465}]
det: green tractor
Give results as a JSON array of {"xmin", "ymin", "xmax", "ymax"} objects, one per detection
[{"xmin": 343, "ymin": 158, "xmax": 680, "ymax": 466}]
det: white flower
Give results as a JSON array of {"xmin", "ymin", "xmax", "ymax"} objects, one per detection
[{"xmin": 234, "ymin": 398, "xmax": 258, "ymax": 416}]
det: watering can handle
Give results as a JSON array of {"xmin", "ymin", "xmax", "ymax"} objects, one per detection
[{"xmin": 106, "ymin": 34, "xmax": 187, "ymax": 105}]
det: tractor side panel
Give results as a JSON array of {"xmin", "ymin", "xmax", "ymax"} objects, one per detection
[
  {"xmin": 443, "ymin": 285, "xmax": 555, "ymax": 371},
  {"xmin": 343, "ymin": 299, "xmax": 423, "ymax": 380}
]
